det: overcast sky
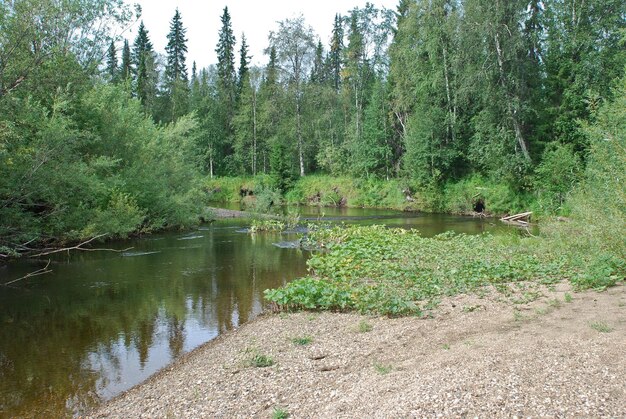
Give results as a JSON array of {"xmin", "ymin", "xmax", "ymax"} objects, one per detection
[{"xmin": 124, "ymin": 0, "xmax": 399, "ymax": 70}]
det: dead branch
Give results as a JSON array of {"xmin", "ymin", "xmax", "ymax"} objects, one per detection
[
  {"xmin": 29, "ymin": 234, "xmax": 133, "ymax": 257},
  {"xmin": 2, "ymin": 260, "xmax": 52, "ymax": 286}
]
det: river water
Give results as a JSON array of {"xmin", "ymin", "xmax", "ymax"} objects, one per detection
[{"xmin": 0, "ymin": 207, "xmax": 505, "ymax": 417}]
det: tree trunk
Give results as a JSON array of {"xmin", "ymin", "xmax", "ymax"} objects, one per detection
[
  {"xmin": 252, "ymin": 91, "xmax": 257, "ymax": 175},
  {"xmin": 494, "ymin": 31, "xmax": 531, "ymax": 162},
  {"xmin": 296, "ymin": 98, "xmax": 305, "ymax": 177},
  {"xmin": 442, "ymin": 46, "xmax": 456, "ymax": 144}
]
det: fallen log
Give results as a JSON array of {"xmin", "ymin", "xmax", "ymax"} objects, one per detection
[{"xmin": 501, "ymin": 211, "xmax": 532, "ymax": 222}]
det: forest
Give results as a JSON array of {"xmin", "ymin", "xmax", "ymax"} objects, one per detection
[{"xmin": 0, "ymin": 0, "xmax": 624, "ymax": 258}]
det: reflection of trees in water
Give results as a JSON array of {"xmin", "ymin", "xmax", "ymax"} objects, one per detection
[
  {"xmin": 167, "ymin": 317, "xmax": 185, "ymax": 358},
  {"xmin": 0, "ymin": 227, "xmax": 308, "ymax": 416},
  {"xmin": 134, "ymin": 319, "xmax": 156, "ymax": 368}
]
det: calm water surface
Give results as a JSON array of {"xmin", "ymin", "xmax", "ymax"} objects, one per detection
[{"xmin": 0, "ymin": 208, "xmax": 505, "ymax": 417}]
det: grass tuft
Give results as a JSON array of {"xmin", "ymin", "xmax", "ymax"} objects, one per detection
[
  {"xmin": 292, "ymin": 336, "xmax": 313, "ymax": 346},
  {"xmin": 590, "ymin": 321, "xmax": 613, "ymax": 333}
]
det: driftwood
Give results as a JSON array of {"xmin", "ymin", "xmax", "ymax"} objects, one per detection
[
  {"xmin": 2, "ymin": 260, "xmax": 52, "ymax": 286},
  {"xmin": 501, "ymin": 211, "xmax": 532, "ymax": 222}
]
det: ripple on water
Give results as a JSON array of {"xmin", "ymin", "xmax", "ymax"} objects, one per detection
[
  {"xmin": 177, "ymin": 235, "xmax": 204, "ymax": 240},
  {"xmin": 121, "ymin": 251, "xmax": 161, "ymax": 257}
]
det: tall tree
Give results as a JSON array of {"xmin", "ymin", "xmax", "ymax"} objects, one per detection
[
  {"xmin": 460, "ymin": 0, "xmax": 539, "ymax": 181},
  {"xmin": 544, "ymin": 0, "xmax": 626, "ymax": 151},
  {"xmin": 258, "ymin": 47, "xmax": 292, "ymax": 187},
  {"xmin": 398, "ymin": 0, "xmax": 465, "ymax": 183},
  {"xmin": 310, "ymin": 40, "xmax": 325, "ymax": 84},
  {"xmin": 268, "ymin": 16, "xmax": 317, "ymax": 177},
  {"xmin": 106, "ymin": 41, "xmax": 117, "ymax": 81},
  {"xmin": 237, "ymin": 33, "xmax": 251, "ymax": 98},
  {"xmin": 234, "ymin": 68, "xmax": 262, "ymax": 175},
  {"xmin": 120, "ymin": 39, "xmax": 132, "ymax": 83},
  {"xmin": 328, "ymin": 14, "xmax": 344, "ymax": 92},
  {"xmin": 164, "ymin": 8, "xmax": 189, "ymax": 122},
  {"xmin": 215, "ymin": 7, "xmax": 237, "ymax": 169},
  {"xmin": 132, "ymin": 21, "xmax": 158, "ymax": 115}
]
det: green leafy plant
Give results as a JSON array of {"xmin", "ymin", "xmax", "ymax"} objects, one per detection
[{"xmin": 272, "ymin": 407, "xmax": 289, "ymax": 419}]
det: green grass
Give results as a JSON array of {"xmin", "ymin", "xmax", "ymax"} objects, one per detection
[
  {"xmin": 564, "ymin": 292, "xmax": 573, "ymax": 303},
  {"xmin": 265, "ymin": 225, "xmax": 578, "ymax": 316},
  {"xmin": 292, "ymin": 336, "xmax": 313, "ymax": 346},
  {"xmin": 590, "ymin": 321, "xmax": 613, "ymax": 333}
]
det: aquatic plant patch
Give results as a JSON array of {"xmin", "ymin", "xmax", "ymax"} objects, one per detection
[{"xmin": 265, "ymin": 225, "xmax": 580, "ymax": 316}]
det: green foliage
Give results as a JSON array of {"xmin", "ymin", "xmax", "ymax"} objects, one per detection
[
  {"xmin": 542, "ymin": 75, "xmax": 626, "ymax": 289},
  {"xmin": 0, "ymin": 82, "xmax": 205, "ymax": 254},
  {"xmin": 442, "ymin": 175, "xmax": 532, "ymax": 215},
  {"xmin": 265, "ymin": 226, "xmax": 577, "ymax": 316},
  {"xmin": 272, "ymin": 407, "xmax": 290, "ymax": 419},
  {"xmin": 534, "ymin": 143, "xmax": 582, "ymax": 214}
]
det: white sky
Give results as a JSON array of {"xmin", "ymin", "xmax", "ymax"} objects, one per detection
[{"xmin": 124, "ymin": 0, "xmax": 399, "ymax": 70}]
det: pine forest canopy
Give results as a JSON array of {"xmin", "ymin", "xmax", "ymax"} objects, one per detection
[{"xmin": 0, "ymin": 0, "xmax": 624, "ymax": 254}]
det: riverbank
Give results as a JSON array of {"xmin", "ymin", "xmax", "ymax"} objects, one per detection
[
  {"xmin": 91, "ymin": 282, "xmax": 625, "ymax": 417},
  {"xmin": 204, "ymin": 174, "xmax": 534, "ymax": 217}
]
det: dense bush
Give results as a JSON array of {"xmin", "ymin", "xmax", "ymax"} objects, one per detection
[{"xmin": 0, "ymin": 83, "xmax": 206, "ymax": 254}]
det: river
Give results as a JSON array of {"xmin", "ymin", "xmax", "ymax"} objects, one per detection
[{"xmin": 0, "ymin": 207, "xmax": 506, "ymax": 417}]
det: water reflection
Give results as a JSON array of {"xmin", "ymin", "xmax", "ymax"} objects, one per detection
[
  {"xmin": 0, "ymin": 220, "xmax": 308, "ymax": 416},
  {"xmin": 0, "ymin": 211, "xmax": 504, "ymax": 417}
]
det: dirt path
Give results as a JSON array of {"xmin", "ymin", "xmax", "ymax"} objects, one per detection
[{"xmin": 91, "ymin": 282, "xmax": 625, "ymax": 418}]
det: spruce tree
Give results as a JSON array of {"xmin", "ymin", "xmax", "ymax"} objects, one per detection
[
  {"xmin": 328, "ymin": 14, "xmax": 344, "ymax": 92},
  {"xmin": 119, "ymin": 39, "xmax": 132, "ymax": 83},
  {"xmin": 237, "ymin": 33, "xmax": 251, "ymax": 98},
  {"xmin": 164, "ymin": 8, "xmax": 189, "ymax": 122},
  {"xmin": 133, "ymin": 21, "xmax": 157, "ymax": 113},
  {"xmin": 216, "ymin": 7, "xmax": 237, "ymax": 123},
  {"xmin": 106, "ymin": 41, "xmax": 117, "ymax": 81},
  {"xmin": 310, "ymin": 40, "xmax": 325, "ymax": 84}
]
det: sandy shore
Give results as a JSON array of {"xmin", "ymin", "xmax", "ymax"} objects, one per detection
[{"xmin": 91, "ymin": 282, "xmax": 625, "ymax": 418}]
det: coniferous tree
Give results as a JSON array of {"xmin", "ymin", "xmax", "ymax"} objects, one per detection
[
  {"xmin": 133, "ymin": 21, "xmax": 158, "ymax": 115},
  {"xmin": 310, "ymin": 40, "xmax": 325, "ymax": 84},
  {"xmin": 119, "ymin": 39, "xmax": 132, "ymax": 83},
  {"xmin": 237, "ymin": 33, "xmax": 251, "ymax": 98},
  {"xmin": 164, "ymin": 8, "xmax": 189, "ymax": 122},
  {"xmin": 328, "ymin": 14, "xmax": 344, "ymax": 92},
  {"xmin": 106, "ymin": 41, "xmax": 117, "ymax": 81},
  {"xmin": 215, "ymin": 7, "xmax": 237, "ymax": 170}
]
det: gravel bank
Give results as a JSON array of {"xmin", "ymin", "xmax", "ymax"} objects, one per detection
[{"xmin": 92, "ymin": 282, "xmax": 625, "ymax": 418}]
